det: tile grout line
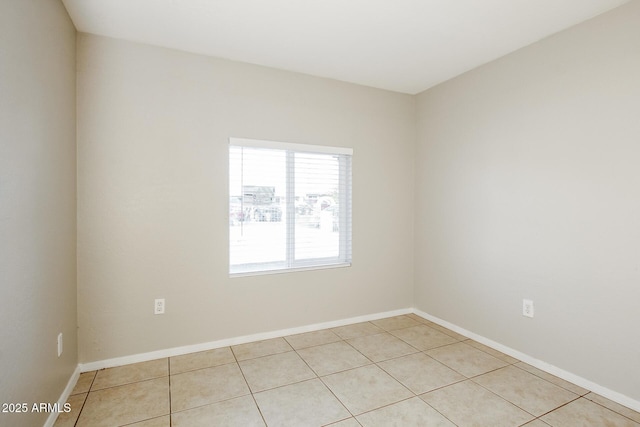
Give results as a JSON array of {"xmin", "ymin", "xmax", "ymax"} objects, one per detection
[
  {"xmin": 471, "ymin": 378, "xmax": 539, "ymax": 419},
  {"xmin": 365, "ymin": 348, "xmax": 458, "ymax": 421},
  {"xmin": 469, "ymin": 372, "xmax": 583, "ymax": 423},
  {"xmin": 531, "ymin": 394, "xmax": 583, "ymax": 422},
  {"xmin": 576, "ymin": 396, "xmax": 640, "ymax": 426},
  {"xmin": 293, "ymin": 343, "xmax": 357, "ymax": 425},
  {"xmin": 71, "ymin": 371, "xmax": 97, "ymax": 427},
  {"xmin": 288, "ymin": 327, "xmax": 393, "ymax": 421},
  {"xmin": 510, "ymin": 362, "xmax": 590, "ymax": 395},
  {"xmin": 167, "ymin": 357, "xmax": 172, "ymax": 420},
  {"xmin": 232, "ymin": 343, "xmax": 270, "ymax": 426},
  {"xmin": 294, "ymin": 327, "xmax": 423, "ymax": 421}
]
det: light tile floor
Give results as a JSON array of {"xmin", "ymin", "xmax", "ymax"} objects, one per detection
[{"xmin": 54, "ymin": 314, "xmax": 640, "ymax": 427}]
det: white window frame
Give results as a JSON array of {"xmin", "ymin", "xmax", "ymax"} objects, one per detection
[{"xmin": 229, "ymin": 137, "xmax": 352, "ymax": 276}]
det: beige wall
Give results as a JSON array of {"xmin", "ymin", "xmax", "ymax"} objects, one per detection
[
  {"xmin": 415, "ymin": 0, "xmax": 640, "ymax": 402},
  {"xmin": 0, "ymin": 1, "xmax": 77, "ymax": 426},
  {"xmin": 77, "ymin": 34, "xmax": 415, "ymax": 363}
]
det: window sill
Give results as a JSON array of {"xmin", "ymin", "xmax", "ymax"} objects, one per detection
[{"xmin": 229, "ymin": 262, "xmax": 351, "ymax": 278}]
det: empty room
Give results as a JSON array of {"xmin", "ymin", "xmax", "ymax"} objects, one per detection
[{"xmin": 1, "ymin": 0, "xmax": 639, "ymax": 426}]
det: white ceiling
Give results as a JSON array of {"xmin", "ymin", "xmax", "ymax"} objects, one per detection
[{"xmin": 62, "ymin": 0, "xmax": 630, "ymax": 94}]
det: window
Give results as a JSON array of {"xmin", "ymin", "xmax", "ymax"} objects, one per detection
[{"xmin": 229, "ymin": 138, "xmax": 352, "ymax": 276}]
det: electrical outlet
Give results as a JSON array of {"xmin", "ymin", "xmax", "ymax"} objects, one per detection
[
  {"xmin": 57, "ymin": 333, "xmax": 63, "ymax": 357},
  {"xmin": 522, "ymin": 299, "xmax": 534, "ymax": 318},
  {"xmin": 154, "ymin": 298, "xmax": 165, "ymax": 315}
]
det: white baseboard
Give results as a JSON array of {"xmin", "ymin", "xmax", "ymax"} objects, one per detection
[
  {"xmin": 78, "ymin": 307, "xmax": 412, "ymax": 372},
  {"xmin": 44, "ymin": 365, "xmax": 81, "ymax": 427},
  {"xmin": 412, "ymin": 308, "xmax": 640, "ymax": 414}
]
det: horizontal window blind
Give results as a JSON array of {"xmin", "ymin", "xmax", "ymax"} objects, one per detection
[{"xmin": 229, "ymin": 138, "xmax": 352, "ymax": 275}]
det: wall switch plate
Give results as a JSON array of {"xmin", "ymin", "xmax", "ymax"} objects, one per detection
[
  {"xmin": 57, "ymin": 333, "xmax": 63, "ymax": 357},
  {"xmin": 154, "ymin": 298, "xmax": 165, "ymax": 315},
  {"xmin": 522, "ymin": 299, "xmax": 534, "ymax": 318}
]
